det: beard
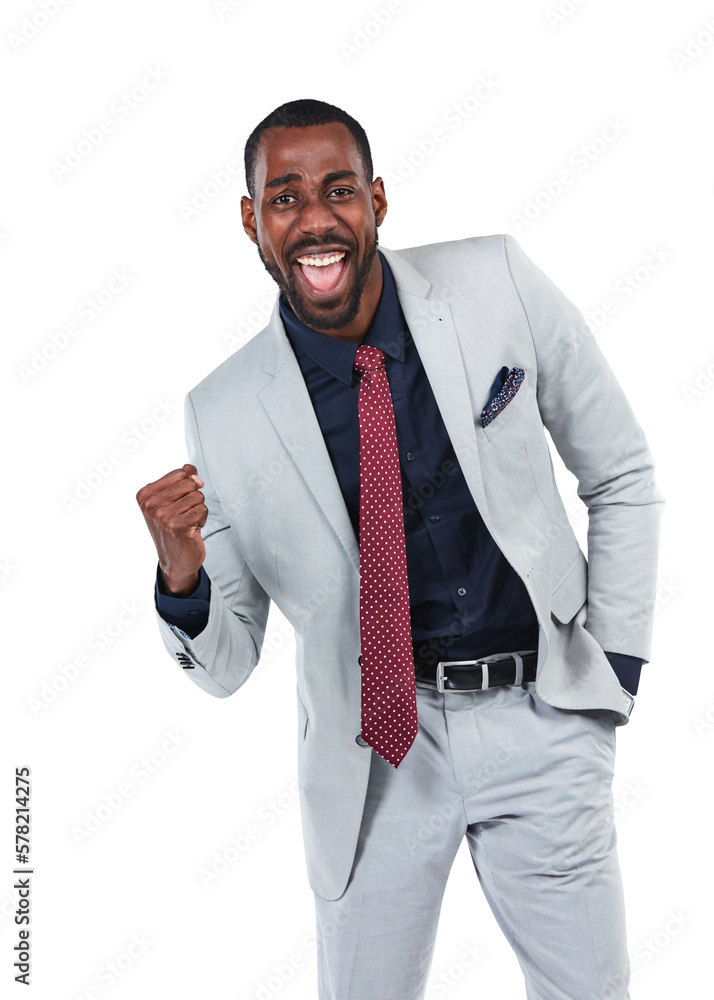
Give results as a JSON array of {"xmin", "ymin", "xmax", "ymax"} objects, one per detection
[{"xmin": 254, "ymin": 222, "xmax": 379, "ymax": 332}]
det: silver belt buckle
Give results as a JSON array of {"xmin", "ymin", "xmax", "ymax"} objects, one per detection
[
  {"xmin": 435, "ymin": 650, "xmax": 535, "ymax": 693},
  {"xmin": 436, "ymin": 659, "xmax": 486, "ymax": 693}
]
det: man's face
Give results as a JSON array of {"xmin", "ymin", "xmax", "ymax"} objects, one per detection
[{"xmin": 241, "ymin": 122, "xmax": 387, "ymax": 336}]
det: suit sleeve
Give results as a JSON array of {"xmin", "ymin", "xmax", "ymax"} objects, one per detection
[
  {"xmin": 152, "ymin": 391, "xmax": 272, "ymax": 698},
  {"xmin": 503, "ymin": 234, "xmax": 665, "ymax": 665}
]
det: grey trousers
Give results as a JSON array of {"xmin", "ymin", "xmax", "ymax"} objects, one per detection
[{"xmin": 314, "ymin": 679, "xmax": 631, "ymax": 1000}]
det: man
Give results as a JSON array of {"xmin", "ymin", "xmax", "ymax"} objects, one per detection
[{"xmin": 136, "ymin": 99, "xmax": 664, "ymax": 999}]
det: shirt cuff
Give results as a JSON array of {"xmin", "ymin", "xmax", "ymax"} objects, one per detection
[
  {"xmin": 155, "ymin": 564, "xmax": 210, "ymax": 639},
  {"xmin": 603, "ymin": 651, "xmax": 643, "ymax": 696}
]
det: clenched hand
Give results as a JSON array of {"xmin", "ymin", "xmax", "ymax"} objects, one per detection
[{"xmin": 136, "ymin": 463, "xmax": 207, "ymax": 597}]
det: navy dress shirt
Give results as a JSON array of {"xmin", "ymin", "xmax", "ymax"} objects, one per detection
[{"xmin": 155, "ymin": 250, "xmax": 642, "ymax": 695}]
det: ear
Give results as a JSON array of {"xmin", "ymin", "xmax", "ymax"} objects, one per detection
[
  {"xmin": 241, "ymin": 195, "xmax": 258, "ymax": 245},
  {"xmin": 371, "ymin": 176, "xmax": 388, "ymax": 227}
]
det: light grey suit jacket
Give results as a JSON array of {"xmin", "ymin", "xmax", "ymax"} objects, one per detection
[{"xmin": 154, "ymin": 234, "xmax": 664, "ymax": 900}]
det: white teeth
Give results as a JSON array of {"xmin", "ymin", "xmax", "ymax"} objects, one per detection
[{"xmin": 296, "ymin": 251, "xmax": 346, "ymax": 267}]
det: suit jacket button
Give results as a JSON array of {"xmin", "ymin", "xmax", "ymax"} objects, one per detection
[{"xmin": 355, "ymin": 734, "xmax": 370, "ymax": 747}]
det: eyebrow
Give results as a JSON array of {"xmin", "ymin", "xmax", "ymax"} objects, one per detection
[{"xmin": 264, "ymin": 169, "xmax": 358, "ymax": 191}]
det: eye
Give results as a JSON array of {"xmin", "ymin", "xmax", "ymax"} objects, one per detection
[
  {"xmin": 273, "ymin": 194, "xmax": 294, "ymax": 205},
  {"xmin": 330, "ymin": 188, "xmax": 353, "ymax": 197}
]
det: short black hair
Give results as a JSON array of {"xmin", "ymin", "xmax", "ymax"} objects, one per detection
[{"xmin": 244, "ymin": 98, "xmax": 373, "ymax": 201}]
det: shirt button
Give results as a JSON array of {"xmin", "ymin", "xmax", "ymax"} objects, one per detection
[
  {"xmin": 457, "ymin": 587, "xmax": 467, "ymax": 596},
  {"xmin": 355, "ymin": 734, "xmax": 370, "ymax": 747},
  {"xmin": 430, "ymin": 515, "xmax": 440, "ymax": 523},
  {"xmin": 406, "ymin": 451, "xmax": 415, "ymax": 461}
]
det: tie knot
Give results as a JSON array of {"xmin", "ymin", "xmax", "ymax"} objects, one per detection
[{"xmin": 353, "ymin": 344, "xmax": 385, "ymax": 376}]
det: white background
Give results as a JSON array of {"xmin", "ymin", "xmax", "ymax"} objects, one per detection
[{"xmin": 3, "ymin": 0, "xmax": 712, "ymax": 997}]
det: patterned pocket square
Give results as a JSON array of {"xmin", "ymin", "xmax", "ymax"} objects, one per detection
[{"xmin": 480, "ymin": 366, "xmax": 525, "ymax": 427}]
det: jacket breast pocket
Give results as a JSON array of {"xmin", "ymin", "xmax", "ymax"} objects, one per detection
[{"xmin": 480, "ymin": 372, "xmax": 533, "ymax": 442}]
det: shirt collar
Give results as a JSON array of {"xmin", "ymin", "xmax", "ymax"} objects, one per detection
[{"xmin": 278, "ymin": 249, "xmax": 406, "ymax": 386}]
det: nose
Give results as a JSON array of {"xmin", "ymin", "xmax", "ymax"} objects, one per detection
[{"xmin": 296, "ymin": 192, "xmax": 339, "ymax": 238}]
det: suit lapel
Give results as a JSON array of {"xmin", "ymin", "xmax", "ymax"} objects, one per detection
[
  {"xmin": 257, "ymin": 244, "xmax": 490, "ymax": 573},
  {"xmin": 258, "ymin": 336, "xmax": 362, "ymax": 573},
  {"xmin": 381, "ymin": 247, "xmax": 492, "ymax": 529}
]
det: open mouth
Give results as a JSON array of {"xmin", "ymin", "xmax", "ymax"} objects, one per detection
[{"xmin": 293, "ymin": 249, "xmax": 350, "ymax": 297}]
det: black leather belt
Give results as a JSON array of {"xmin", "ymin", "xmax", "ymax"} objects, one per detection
[{"xmin": 414, "ymin": 649, "xmax": 538, "ymax": 692}]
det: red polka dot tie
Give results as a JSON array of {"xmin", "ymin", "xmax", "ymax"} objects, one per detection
[{"xmin": 353, "ymin": 344, "xmax": 418, "ymax": 768}]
